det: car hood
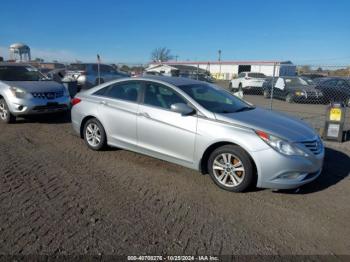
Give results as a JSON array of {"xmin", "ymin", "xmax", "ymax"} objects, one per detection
[
  {"xmin": 288, "ymin": 85, "xmax": 318, "ymax": 91},
  {"xmin": 3, "ymin": 81, "xmax": 65, "ymax": 92},
  {"xmin": 215, "ymin": 107, "xmax": 317, "ymax": 142}
]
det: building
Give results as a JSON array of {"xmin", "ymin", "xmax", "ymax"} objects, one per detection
[
  {"xmin": 148, "ymin": 60, "xmax": 296, "ymax": 80},
  {"xmin": 9, "ymin": 43, "xmax": 31, "ymax": 62}
]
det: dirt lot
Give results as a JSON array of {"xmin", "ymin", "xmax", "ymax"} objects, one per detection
[{"xmin": 0, "ymin": 112, "xmax": 349, "ymax": 256}]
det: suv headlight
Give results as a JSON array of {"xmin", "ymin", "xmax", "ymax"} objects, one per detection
[
  {"xmin": 9, "ymin": 87, "xmax": 27, "ymax": 99},
  {"xmin": 255, "ymin": 130, "xmax": 308, "ymax": 157}
]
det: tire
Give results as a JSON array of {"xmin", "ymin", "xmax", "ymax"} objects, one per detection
[
  {"xmin": 229, "ymin": 82, "xmax": 233, "ymax": 91},
  {"xmin": 263, "ymin": 90, "xmax": 270, "ymax": 99},
  {"xmin": 208, "ymin": 145, "xmax": 254, "ymax": 192},
  {"xmin": 95, "ymin": 78, "xmax": 104, "ymax": 86},
  {"xmin": 286, "ymin": 93, "xmax": 294, "ymax": 103},
  {"xmin": 345, "ymin": 97, "xmax": 350, "ymax": 107},
  {"xmin": 0, "ymin": 98, "xmax": 16, "ymax": 124},
  {"xmin": 83, "ymin": 118, "xmax": 107, "ymax": 150}
]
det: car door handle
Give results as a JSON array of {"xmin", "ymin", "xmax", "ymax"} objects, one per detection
[
  {"xmin": 140, "ymin": 112, "xmax": 150, "ymax": 118},
  {"xmin": 99, "ymin": 100, "xmax": 107, "ymax": 105}
]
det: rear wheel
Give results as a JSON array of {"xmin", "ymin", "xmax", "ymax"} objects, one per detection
[
  {"xmin": 208, "ymin": 145, "xmax": 254, "ymax": 192},
  {"xmin": 0, "ymin": 98, "xmax": 16, "ymax": 124},
  {"xmin": 83, "ymin": 118, "xmax": 107, "ymax": 150},
  {"xmin": 286, "ymin": 93, "xmax": 294, "ymax": 103},
  {"xmin": 263, "ymin": 90, "xmax": 270, "ymax": 98}
]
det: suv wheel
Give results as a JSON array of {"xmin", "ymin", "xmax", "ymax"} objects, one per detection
[
  {"xmin": 345, "ymin": 97, "xmax": 350, "ymax": 107},
  {"xmin": 95, "ymin": 78, "xmax": 104, "ymax": 86},
  {"xmin": 208, "ymin": 145, "xmax": 254, "ymax": 192},
  {"xmin": 0, "ymin": 98, "xmax": 16, "ymax": 123},
  {"xmin": 286, "ymin": 93, "xmax": 294, "ymax": 103},
  {"xmin": 83, "ymin": 118, "xmax": 107, "ymax": 150},
  {"xmin": 263, "ymin": 90, "xmax": 270, "ymax": 98}
]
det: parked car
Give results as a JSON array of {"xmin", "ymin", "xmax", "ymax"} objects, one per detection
[
  {"xmin": 0, "ymin": 63, "xmax": 70, "ymax": 123},
  {"xmin": 229, "ymin": 72, "xmax": 266, "ymax": 94},
  {"xmin": 64, "ymin": 63, "xmax": 129, "ymax": 89},
  {"xmin": 71, "ymin": 76, "xmax": 324, "ymax": 192},
  {"xmin": 180, "ymin": 72, "xmax": 214, "ymax": 83},
  {"xmin": 262, "ymin": 76, "xmax": 323, "ymax": 103},
  {"xmin": 46, "ymin": 68, "xmax": 67, "ymax": 83},
  {"xmin": 314, "ymin": 77, "xmax": 350, "ymax": 106}
]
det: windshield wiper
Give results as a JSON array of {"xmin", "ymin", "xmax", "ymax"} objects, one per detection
[{"xmin": 235, "ymin": 106, "xmax": 255, "ymax": 113}]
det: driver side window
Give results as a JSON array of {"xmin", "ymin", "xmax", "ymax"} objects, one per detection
[{"xmin": 144, "ymin": 82, "xmax": 186, "ymax": 110}]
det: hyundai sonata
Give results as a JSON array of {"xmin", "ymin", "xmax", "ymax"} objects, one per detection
[{"xmin": 71, "ymin": 76, "xmax": 324, "ymax": 192}]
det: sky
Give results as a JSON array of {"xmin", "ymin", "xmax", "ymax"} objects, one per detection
[{"xmin": 0, "ymin": 0, "xmax": 349, "ymax": 65}]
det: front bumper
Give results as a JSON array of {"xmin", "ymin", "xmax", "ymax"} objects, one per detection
[
  {"xmin": 7, "ymin": 96, "xmax": 71, "ymax": 116},
  {"xmin": 252, "ymin": 146, "xmax": 324, "ymax": 190}
]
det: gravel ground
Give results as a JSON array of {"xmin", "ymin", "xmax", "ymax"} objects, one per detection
[{"xmin": 0, "ymin": 113, "xmax": 349, "ymax": 257}]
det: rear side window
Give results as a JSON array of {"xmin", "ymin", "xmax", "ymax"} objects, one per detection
[
  {"xmin": 248, "ymin": 73, "xmax": 266, "ymax": 78},
  {"xmin": 68, "ymin": 64, "xmax": 87, "ymax": 71},
  {"xmin": 105, "ymin": 81, "xmax": 142, "ymax": 102}
]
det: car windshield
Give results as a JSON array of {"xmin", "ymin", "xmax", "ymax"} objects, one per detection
[
  {"xmin": 248, "ymin": 73, "xmax": 266, "ymax": 78},
  {"xmin": 178, "ymin": 83, "xmax": 254, "ymax": 114},
  {"xmin": 67, "ymin": 64, "xmax": 87, "ymax": 71},
  {"xmin": 0, "ymin": 66, "xmax": 47, "ymax": 81},
  {"xmin": 284, "ymin": 77, "xmax": 310, "ymax": 86}
]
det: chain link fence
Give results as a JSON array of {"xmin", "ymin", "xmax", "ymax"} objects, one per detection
[{"xmin": 216, "ymin": 63, "xmax": 350, "ymax": 138}]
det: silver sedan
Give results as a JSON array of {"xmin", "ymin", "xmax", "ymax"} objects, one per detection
[
  {"xmin": 0, "ymin": 63, "xmax": 70, "ymax": 123},
  {"xmin": 71, "ymin": 76, "xmax": 324, "ymax": 192}
]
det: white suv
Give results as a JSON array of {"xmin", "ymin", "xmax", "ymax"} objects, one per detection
[{"xmin": 229, "ymin": 72, "xmax": 266, "ymax": 94}]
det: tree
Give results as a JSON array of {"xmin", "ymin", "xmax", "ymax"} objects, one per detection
[
  {"xmin": 120, "ymin": 65, "xmax": 130, "ymax": 72},
  {"xmin": 34, "ymin": 57, "xmax": 44, "ymax": 63},
  {"xmin": 151, "ymin": 47, "xmax": 173, "ymax": 62}
]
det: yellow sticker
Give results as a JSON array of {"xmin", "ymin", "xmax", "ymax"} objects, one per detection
[{"xmin": 329, "ymin": 108, "xmax": 342, "ymax": 121}]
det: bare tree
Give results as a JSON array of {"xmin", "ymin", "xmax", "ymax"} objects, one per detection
[{"xmin": 151, "ymin": 47, "xmax": 173, "ymax": 62}]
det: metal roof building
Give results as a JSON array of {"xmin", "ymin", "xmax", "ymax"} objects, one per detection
[{"xmin": 149, "ymin": 60, "xmax": 296, "ymax": 80}]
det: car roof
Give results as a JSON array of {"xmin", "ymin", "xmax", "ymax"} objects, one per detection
[
  {"xmin": 0, "ymin": 62, "xmax": 32, "ymax": 67},
  {"xmin": 136, "ymin": 75, "xmax": 205, "ymax": 86}
]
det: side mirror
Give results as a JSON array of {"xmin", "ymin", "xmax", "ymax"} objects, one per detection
[{"xmin": 170, "ymin": 103, "xmax": 195, "ymax": 116}]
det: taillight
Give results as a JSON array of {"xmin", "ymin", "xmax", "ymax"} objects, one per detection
[{"xmin": 71, "ymin": 98, "xmax": 81, "ymax": 106}]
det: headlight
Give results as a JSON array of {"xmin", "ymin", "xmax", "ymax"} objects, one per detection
[
  {"xmin": 255, "ymin": 130, "xmax": 308, "ymax": 157},
  {"xmin": 9, "ymin": 87, "xmax": 27, "ymax": 99},
  {"xmin": 295, "ymin": 91, "xmax": 305, "ymax": 96}
]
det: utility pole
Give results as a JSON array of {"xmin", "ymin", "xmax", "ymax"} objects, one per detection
[{"xmin": 218, "ymin": 50, "xmax": 222, "ymax": 78}]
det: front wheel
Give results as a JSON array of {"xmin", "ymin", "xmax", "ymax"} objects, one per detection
[
  {"xmin": 83, "ymin": 118, "xmax": 107, "ymax": 150},
  {"xmin": 0, "ymin": 98, "xmax": 16, "ymax": 124},
  {"xmin": 345, "ymin": 97, "xmax": 350, "ymax": 107},
  {"xmin": 263, "ymin": 90, "xmax": 270, "ymax": 98},
  {"xmin": 286, "ymin": 93, "xmax": 294, "ymax": 103},
  {"xmin": 208, "ymin": 145, "xmax": 254, "ymax": 192}
]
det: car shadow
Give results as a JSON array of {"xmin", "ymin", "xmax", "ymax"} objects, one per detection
[
  {"xmin": 275, "ymin": 147, "xmax": 350, "ymax": 194},
  {"xmin": 13, "ymin": 113, "xmax": 71, "ymax": 124}
]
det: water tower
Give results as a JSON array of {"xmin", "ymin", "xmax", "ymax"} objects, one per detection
[{"xmin": 9, "ymin": 43, "xmax": 31, "ymax": 62}]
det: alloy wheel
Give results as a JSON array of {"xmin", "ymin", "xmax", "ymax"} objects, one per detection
[
  {"xmin": 0, "ymin": 102, "xmax": 8, "ymax": 121},
  {"xmin": 212, "ymin": 153, "xmax": 245, "ymax": 187},
  {"xmin": 85, "ymin": 123, "xmax": 102, "ymax": 147}
]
